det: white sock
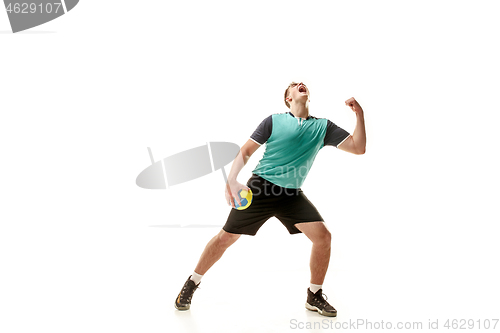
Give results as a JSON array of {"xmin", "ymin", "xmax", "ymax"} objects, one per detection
[
  {"xmin": 190, "ymin": 272, "xmax": 203, "ymax": 285},
  {"xmin": 310, "ymin": 283, "xmax": 322, "ymax": 294}
]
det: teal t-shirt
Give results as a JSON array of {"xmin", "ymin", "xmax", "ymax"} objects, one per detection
[{"xmin": 250, "ymin": 112, "xmax": 349, "ymax": 188}]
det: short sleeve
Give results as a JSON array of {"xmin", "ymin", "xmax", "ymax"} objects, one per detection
[
  {"xmin": 250, "ymin": 115, "xmax": 272, "ymax": 145},
  {"xmin": 324, "ymin": 120, "xmax": 350, "ymax": 147}
]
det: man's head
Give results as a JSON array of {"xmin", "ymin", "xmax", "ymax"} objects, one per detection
[{"xmin": 284, "ymin": 82, "xmax": 309, "ymax": 108}]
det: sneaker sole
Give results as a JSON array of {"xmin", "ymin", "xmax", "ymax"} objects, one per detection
[
  {"xmin": 305, "ymin": 302, "xmax": 337, "ymax": 317},
  {"xmin": 175, "ymin": 302, "xmax": 190, "ymax": 311}
]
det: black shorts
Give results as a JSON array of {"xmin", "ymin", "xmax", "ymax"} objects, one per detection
[{"xmin": 223, "ymin": 174, "xmax": 324, "ymax": 236}]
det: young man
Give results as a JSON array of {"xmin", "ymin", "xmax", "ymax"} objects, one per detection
[{"xmin": 175, "ymin": 82, "xmax": 366, "ymax": 317}]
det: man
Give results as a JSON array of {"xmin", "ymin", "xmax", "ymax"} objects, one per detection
[{"xmin": 175, "ymin": 82, "xmax": 366, "ymax": 317}]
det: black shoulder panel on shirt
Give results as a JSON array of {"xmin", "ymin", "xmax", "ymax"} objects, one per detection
[
  {"xmin": 250, "ymin": 115, "xmax": 273, "ymax": 145},
  {"xmin": 324, "ymin": 119, "xmax": 350, "ymax": 147}
]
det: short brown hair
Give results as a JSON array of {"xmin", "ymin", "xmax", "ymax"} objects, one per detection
[{"xmin": 284, "ymin": 82, "xmax": 299, "ymax": 109}]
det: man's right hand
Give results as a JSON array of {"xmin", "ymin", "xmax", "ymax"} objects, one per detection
[
  {"xmin": 223, "ymin": 139, "xmax": 260, "ymax": 208},
  {"xmin": 225, "ymin": 180, "xmax": 251, "ymax": 208}
]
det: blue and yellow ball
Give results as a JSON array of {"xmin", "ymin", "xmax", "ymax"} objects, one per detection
[{"xmin": 233, "ymin": 189, "xmax": 253, "ymax": 210}]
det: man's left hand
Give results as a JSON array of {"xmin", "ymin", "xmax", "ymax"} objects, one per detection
[{"xmin": 345, "ymin": 97, "xmax": 363, "ymax": 115}]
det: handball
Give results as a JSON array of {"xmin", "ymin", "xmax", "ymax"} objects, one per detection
[{"xmin": 233, "ymin": 189, "xmax": 253, "ymax": 210}]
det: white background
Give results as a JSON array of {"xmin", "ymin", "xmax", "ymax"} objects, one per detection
[{"xmin": 1, "ymin": 1, "xmax": 499, "ymax": 332}]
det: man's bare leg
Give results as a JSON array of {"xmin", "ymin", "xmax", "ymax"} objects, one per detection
[
  {"xmin": 295, "ymin": 221, "xmax": 331, "ymax": 285},
  {"xmin": 194, "ymin": 229, "xmax": 241, "ymax": 275},
  {"xmin": 175, "ymin": 229, "xmax": 240, "ymax": 310},
  {"xmin": 295, "ymin": 221, "xmax": 336, "ymax": 316}
]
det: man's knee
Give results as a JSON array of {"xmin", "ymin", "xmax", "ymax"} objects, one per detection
[
  {"xmin": 297, "ymin": 222, "xmax": 331, "ymax": 245},
  {"xmin": 321, "ymin": 229, "xmax": 332, "ymax": 245},
  {"xmin": 313, "ymin": 226, "xmax": 331, "ymax": 246},
  {"xmin": 217, "ymin": 230, "xmax": 240, "ymax": 248}
]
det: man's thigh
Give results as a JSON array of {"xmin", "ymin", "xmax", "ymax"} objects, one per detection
[{"xmin": 294, "ymin": 221, "xmax": 331, "ymax": 243}]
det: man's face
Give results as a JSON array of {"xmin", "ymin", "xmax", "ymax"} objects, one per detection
[{"xmin": 287, "ymin": 82, "xmax": 309, "ymax": 104}]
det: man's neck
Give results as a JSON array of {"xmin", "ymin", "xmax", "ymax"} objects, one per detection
[{"xmin": 290, "ymin": 103, "xmax": 309, "ymax": 119}]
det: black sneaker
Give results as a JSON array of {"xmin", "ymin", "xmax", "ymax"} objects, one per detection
[
  {"xmin": 174, "ymin": 276, "xmax": 200, "ymax": 310},
  {"xmin": 305, "ymin": 288, "xmax": 337, "ymax": 317}
]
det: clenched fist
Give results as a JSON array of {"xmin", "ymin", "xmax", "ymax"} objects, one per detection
[{"xmin": 345, "ymin": 97, "xmax": 363, "ymax": 115}]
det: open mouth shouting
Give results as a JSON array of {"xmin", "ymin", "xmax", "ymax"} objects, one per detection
[{"xmin": 298, "ymin": 84, "xmax": 307, "ymax": 94}]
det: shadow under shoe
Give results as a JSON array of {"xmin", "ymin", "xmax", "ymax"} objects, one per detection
[
  {"xmin": 175, "ymin": 276, "xmax": 201, "ymax": 310},
  {"xmin": 305, "ymin": 288, "xmax": 337, "ymax": 317}
]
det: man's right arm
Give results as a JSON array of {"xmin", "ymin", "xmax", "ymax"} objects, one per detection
[
  {"xmin": 228, "ymin": 139, "xmax": 260, "ymax": 182},
  {"xmin": 225, "ymin": 139, "xmax": 261, "ymax": 207},
  {"xmin": 225, "ymin": 115, "xmax": 271, "ymax": 207}
]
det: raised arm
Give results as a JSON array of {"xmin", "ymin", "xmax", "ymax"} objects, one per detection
[
  {"xmin": 225, "ymin": 139, "xmax": 261, "ymax": 207},
  {"xmin": 338, "ymin": 97, "xmax": 366, "ymax": 155}
]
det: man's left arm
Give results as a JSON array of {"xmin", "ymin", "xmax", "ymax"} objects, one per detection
[{"xmin": 338, "ymin": 97, "xmax": 366, "ymax": 155}]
